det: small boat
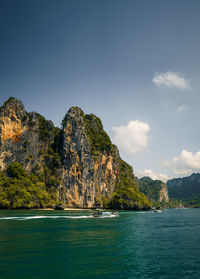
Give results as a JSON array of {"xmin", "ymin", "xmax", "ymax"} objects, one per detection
[
  {"xmin": 153, "ymin": 209, "xmax": 162, "ymax": 213},
  {"xmin": 93, "ymin": 209, "xmax": 119, "ymax": 217},
  {"xmin": 152, "ymin": 206, "xmax": 162, "ymax": 213}
]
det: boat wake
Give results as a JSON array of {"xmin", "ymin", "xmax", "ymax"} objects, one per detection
[{"xmin": 0, "ymin": 214, "xmax": 117, "ymax": 221}]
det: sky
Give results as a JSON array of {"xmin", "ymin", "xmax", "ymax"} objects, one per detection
[{"xmin": 1, "ymin": 0, "xmax": 200, "ymax": 182}]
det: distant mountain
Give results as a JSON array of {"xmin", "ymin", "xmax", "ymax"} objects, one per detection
[
  {"xmin": 167, "ymin": 173, "xmax": 200, "ymax": 201},
  {"xmin": 136, "ymin": 176, "xmax": 169, "ymax": 206}
]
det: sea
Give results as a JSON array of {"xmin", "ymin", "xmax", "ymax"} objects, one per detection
[{"xmin": 0, "ymin": 208, "xmax": 200, "ymax": 279}]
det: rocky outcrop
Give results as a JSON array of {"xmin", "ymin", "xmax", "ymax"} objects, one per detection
[
  {"xmin": 137, "ymin": 177, "xmax": 169, "ymax": 204},
  {"xmin": 0, "ymin": 97, "xmax": 59, "ymax": 173},
  {"xmin": 61, "ymin": 107, "xmax": 120, "ymax": 208},
  {"xmin": 159, "ymin": 183, "xmax": 169, "ymax": 203},
  {"xmin": 0, "ymin": 97, "xmax": 151, "ymax": 209},
  {"xmin": 167, "ymin": 173, "xmax": 200, "ymax": 200}
]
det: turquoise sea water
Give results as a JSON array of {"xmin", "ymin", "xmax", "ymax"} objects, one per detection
[{"xmin": 0, "ymin": 209, "xmax": 200, "ymax": 279}]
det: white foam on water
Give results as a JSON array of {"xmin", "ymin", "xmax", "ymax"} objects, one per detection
[
  {"xmin": 0, "ymin": 214, "xmax": 119, "ymax": 221},
  {"xmin": 100, "ymin": 214, "xmax": 117, "ymax": 218},
  {"xmin": 0, "ymin": 214, "xmax": 118, "ymax": 221}
]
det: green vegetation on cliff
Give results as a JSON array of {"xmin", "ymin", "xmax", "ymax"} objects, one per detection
[
  {"xmin": 109, "ymin": 161, "xmax": 152, "ymax": 210},
  {"xmin": 167, "ymin": 173, "xmax": 200, "ymax": 199},
  {"xmin": 137, "ymin": 177, "xmax": 169, "ymax": 207},
  {"xmin": 62, "ymin": 107, "xmax": 113, "ymax": 157},
  {"xmin": 84, "ymin": 114, "xmax": 113, "ymax": 156},
  {"xmin": 37, "ymin": 113, "xmax": 54, "ymax": 140},
  {"xmin": 0, "ymin": 163, "xmax": 59, "ymax": 209},
  {"xmin": 35, "ymin": 114, "xmax": 62, "ymax": 188},
  {"xmin": 167, "ymin": 173, "xmax": 200, "ymax": 208},
  {"xmin": 1, "ymin": 97, "xmax": 16, "ymax": 109}
]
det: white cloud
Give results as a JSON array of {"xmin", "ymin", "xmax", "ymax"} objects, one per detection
[
  {"xmin": 152, "ymin": 71, "xmax": 190, "ymax": 90},
  {"xmin": 135, "ymin": 169, "xmax": 170, "ymax": 183},
  {"xmin": 112, "ymin": 120, "xmax": 150, "ymax": 154},
  {"xmin": 177, "ymin": 104, "xmax": 187, "ymax": 112},
  {"xmin": 164, "ymin": 150, "xmax": 200, "ymax": 176}
]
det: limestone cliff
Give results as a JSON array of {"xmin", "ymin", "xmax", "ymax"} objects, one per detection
[
  {"xmin": 0, "ymin": 97, "xmax": 62, "ymax": 183},
  {"xmin": 0, "ymin": 97, "xmax": 151, "ymax": 209},
  {"xmin": 137, "ymin": 177, "xmax": 169, "ymax": 205},
  {"xmin": 159, "ymin": 182, "xmax": 169, "ymax": 203},
  {"xmin": 167, "ymin": 173, "xmax": 200, "ymax": 200},
  {"xmin": 0, "ymin": 97, "xmax": 42, "ymax": 171},
  {"xmin": 61, "ymin": 107, "xmax": 120, "ymax": 208}
]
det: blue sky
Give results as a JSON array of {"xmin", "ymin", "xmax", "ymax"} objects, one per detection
[{"xmin": 1, "ymin": 0, "xmax": 200, "ymax": 181}]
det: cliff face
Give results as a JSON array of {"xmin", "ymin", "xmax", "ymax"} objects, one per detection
[
  {"xmin": 167, "ymin": 173, "xmax": 200, "ymax": 200},
  {"xmin": 159, "ymin": 182, "xmax": 169, "ymax": 203},
  {"xmin": 137, "ymin": 177, "xmax": 169, "ymax": 204},
  {"xmin": 0, "ymin": 97, "xmax": 60, "ymax": 173},
  {"xmin": 61, "ymin": 107, "xmax": 119, "ymax": 208},
  {"xmin": 0, "ymin": 97, "xmax": 151, "ymax": 209}
]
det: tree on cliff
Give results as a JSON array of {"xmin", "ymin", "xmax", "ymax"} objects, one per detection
[
  {"xmin": 109, "ymin": 161, "xmax": 152, "ymax": 210},
  {"xmin": 0, "ymin": 163, "xmax": 58, "ymax": 209}
]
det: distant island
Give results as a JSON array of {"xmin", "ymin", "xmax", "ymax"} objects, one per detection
[
  {"xmin": 136, "ymin": 176, "xmax": 169, "ymax": 208},
  {"xmin": 167, "ymin": 173, "xmax": 200, "ymax": 207},
  {"xmin": 0, "ymin": 97, "xmax": 200, "ymax": 210}
]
